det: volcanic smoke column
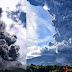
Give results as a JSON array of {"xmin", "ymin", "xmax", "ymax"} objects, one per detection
[{"xmin": 0, "ymin": 8, "xmax": 20, "ymax": 61}]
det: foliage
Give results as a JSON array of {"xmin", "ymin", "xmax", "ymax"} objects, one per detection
[{"xmin": 26, "ymin": 64, "xmax": 72, "ymax": 72}]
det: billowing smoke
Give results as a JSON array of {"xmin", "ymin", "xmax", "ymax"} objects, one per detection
[
  {"xmin": 0, "ymin": 8, "xmax": 2, "ymax": 17},
  {"xmin": 0, "ymin": 18, "xmax": 19, "ymax": 61},
  {"xmin": 27, "ymin": 0, "xmax": 72, "ymax": 65},
  {"xmin": 0, "ymin": 8, "xmax": 24, "ymax": 70}
]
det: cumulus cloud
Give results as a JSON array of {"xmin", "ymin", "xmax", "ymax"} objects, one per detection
[
  {"xmin": 0, "ymin": 0, "xmax": 27, "ymax": 66},
  {"xmin": 27, "ymin": 45, "xmax": 41, "ymax": 59},
  {"xmin": 27, "ymin": 0, "xmax": 72, "ymax": 65}
]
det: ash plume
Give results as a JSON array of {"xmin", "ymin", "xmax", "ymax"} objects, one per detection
[
  {"xmin": 0, "ymin": 8, "xmax": 23, "ymax": 70},
  {"xmin": 0, "ymin": 20, "xmax": 19, "ymax": 61},
  {"xmin": 0, "ymin": 8, "xmax": 2, "ymax": 17}
]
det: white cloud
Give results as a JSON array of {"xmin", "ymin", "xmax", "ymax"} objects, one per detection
[
  {"xmin": 0, "ymin": 0, "xmax": 19, "ymax": 11},
  {"xmin": 0, "ymin": 0, "xmax": 27, "ymax": 66},
  {"xmin": 27, "ymin": 45, "xmax": 41, "ymax": 59},
  {"xmin": 43, "ymin": 5, "xmax": 49, "ymax": 11},
  {"xmin": 0, "ymin": 0, "xmax": 56, "ymax": 61},
  {"xmin": 22, "ymin": 1, "xmax": 56, "ymax": 59},
  {"xmin": 19, "ymin": 0, "xmax": 39, "ymax": 48},
  {"xmin": 27, "ymin": 36, "xmax": 53, "ymax": 46}
]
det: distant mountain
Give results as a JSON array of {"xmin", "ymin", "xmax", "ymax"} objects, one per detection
[
  {"xmin": 27, "ymin": 54, "xmax": 72, "ymax": 66},
  {"xmin": 27, "ymin": 54, "xmax": 57, "ymax": 65}
]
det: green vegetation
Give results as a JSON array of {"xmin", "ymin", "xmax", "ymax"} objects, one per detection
[
  {"xmin": 26, "ymin": 64, "xmax": 72, "ymax": 72},
  {"xmin": 0, "ymin": 64, "xmax": 72, "ymax": 72}
]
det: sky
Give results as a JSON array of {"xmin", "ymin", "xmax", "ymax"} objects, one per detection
[
  {"xmin": 26, "ymin": 0, "xmax": 72, "ymax": 65},
  {"xmin": 0, "ymin": 0, "xmax": 56, "ymax": 64},
  {"xmin": 0, "ymin": 0, "xmax": 72, "ymax": 66},
  {"xmin": 27, "ymin": 5, "xmax": 56, "ymax": 59}
]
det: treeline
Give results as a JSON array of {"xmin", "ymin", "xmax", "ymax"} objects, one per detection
[
  {"xmin": 26, "ymin": 64, "xmax": 72, "ymax": 72},
  {"xmin": 0, "ymin": 64, "xmax": 72, "ymax": 72}
]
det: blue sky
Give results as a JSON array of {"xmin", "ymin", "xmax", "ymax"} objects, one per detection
[
  {"xmin": 27, "ymin": 0, "xmax": 72, "ymax": 65},
  {"xmin": 27, "ymin": 4, "xmax": 56, "ymax": 58},
  {"xmin": 32, "ymin": 6, "xmax": 56, "ymax": 46},
  {"xmin": 34, "ymin": 6, "xmax": 55, "ymax": 47}
]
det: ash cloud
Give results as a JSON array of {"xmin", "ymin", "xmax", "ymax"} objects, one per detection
[
  {"xmin": 27, "ymin": 0, "xmax": 72, "ymax": 65},
  {"xmin": 0, "ymin": 20, "xmax": 19, "ymax": 61},
  {"xmin": 0, "ymin": 8, "xmax": 2, "ymax": 17},
  {"xmin": 0, "ymin": 8, "xmax": 24, "ymax": 70}
]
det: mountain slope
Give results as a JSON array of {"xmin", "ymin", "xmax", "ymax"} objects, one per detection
[{"xmin": 27, "ymin": 54, "xmax": 72, "ymax": 66}]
